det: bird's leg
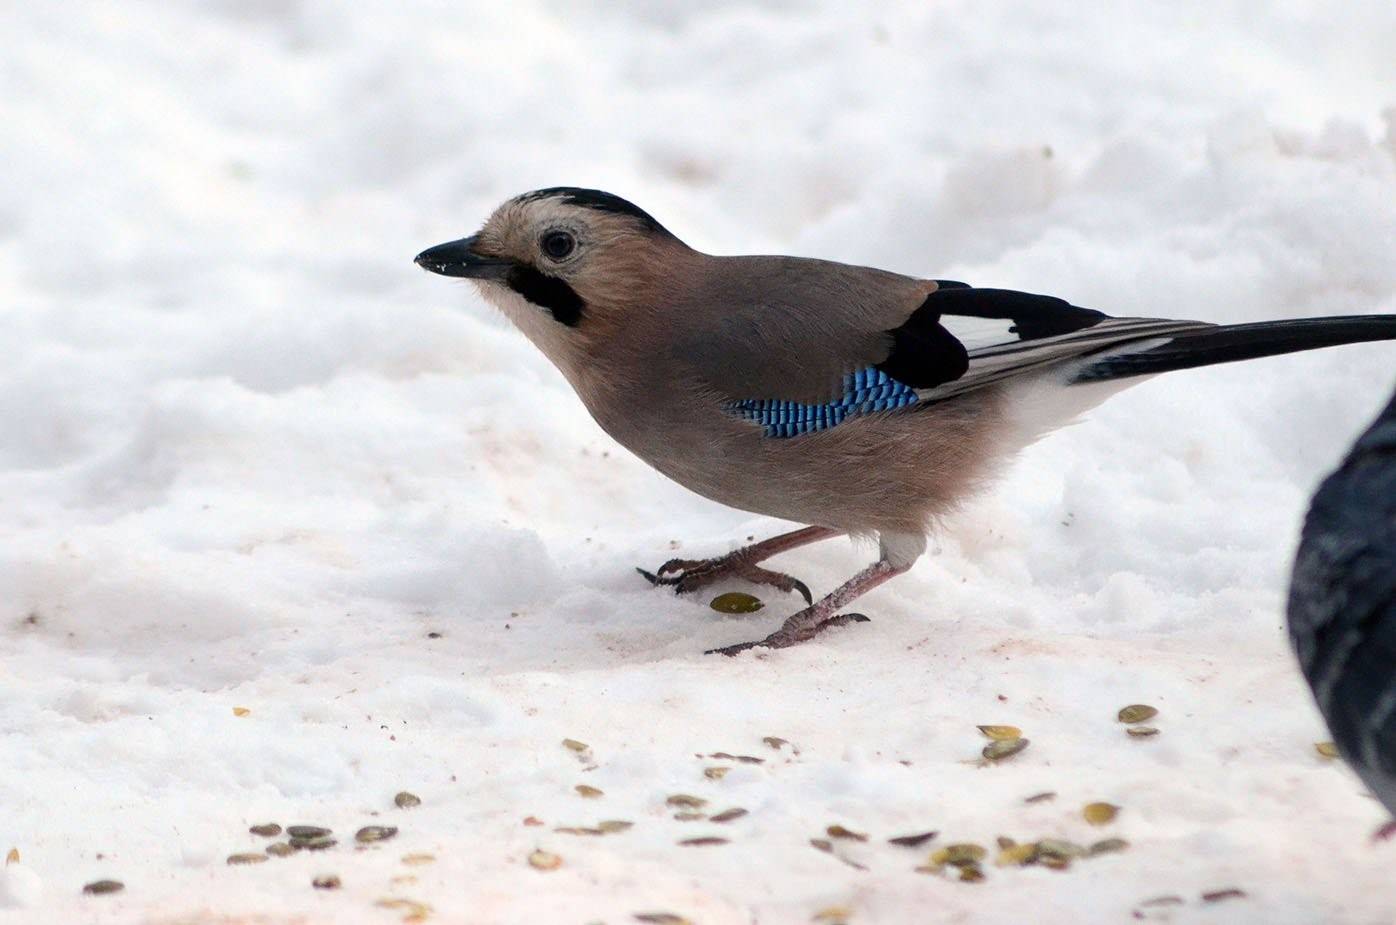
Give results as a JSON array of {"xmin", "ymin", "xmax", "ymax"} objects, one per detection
[
  {"xmin": 637, "ymin": 525, "xmax": 840, "ymax": 605},
  {"xmin": 707, "ymin": 558, "xmax": 908, "ymax": 656}
]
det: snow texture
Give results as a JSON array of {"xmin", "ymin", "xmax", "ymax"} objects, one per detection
[{"xmin": 3, "ymin": 2, "xmax": 1396, "ymax": 923}]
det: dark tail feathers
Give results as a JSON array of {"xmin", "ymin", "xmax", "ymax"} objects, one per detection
[{"xmin": 1071, "ymin": 315, "xmax": 1396, "ymax": 384}]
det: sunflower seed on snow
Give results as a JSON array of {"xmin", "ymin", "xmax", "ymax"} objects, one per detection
[
  {"xmin": 1117, "ymin": 704, "xmax": 1158, "ymax": 724},
  {"xmin": 286, "ymin": 826, "xmax": 331, "ymax": 839},
  {"xmin": 888, "ymin": 831, "xmax": 937, "ymax": 848},
  {"xmin": 981, "ymin": 738, "xmax": 1029, "ymax": 761},
  {"xmin": 672, "ymin": 812, "xmax": 705, "ymax": 822},
  {"xmin": 82, "ymin": 879, "xmax": 124, "ymax": 895},
  {"xmin": 355, "ymin": 826, "xmax": 398, "ymax": 844},
  {"xmin": 666, "ymin": 794, "xmax": 707, "ymax": 809},
  {"xmin": 709, "ymin": 592, "xmax": 764, "ymax": 614},
  {"xmin": 633, "ymin": 914, "xmax": 692, "ymax": 924},
  {"xmin": 1024, "ymin": 791, "xmax": 1056, "ymax": 804},
  {"xmin": 249, "ymin": 823, "xmax": 281, "ymax": 837},
  {"xmin": 528, "ymin": 849, "xmax": 562, "ymax": 870},
  {"xmin": 598, "ymin": 820, "xmax": 634, "ymax": 833},
  {"xmin": 394, "ymin": 791, "xmax": 422, "ymax": 808},
  {"xmin": 1035, "ymin": 839, "xmax": 1084, "ymax": 860},
  {"xmin": 290, "ymin": 836, "xmax": 336, "ymax": 851},
  {"xmin": 1315, "ymin": 742, "xmax": 1339, "ymax": 759},
  {"xmin": 703, "ymin": 767, "xmax": 730, "ymax": 780},
  {"xmin": 267, "ymin": 842, "xmax": 297, "ymax": 858},
  {"xmin": 1088, "ymin": 838, "xmax": 1129, "ymax": 857},
  {"xmin": 1126, "ymin": 726, "xmax": 1159, "ymax": 738},
  {"xmin": 312, "ymin": 874, "xmax": 341, "ymax": 890},
  {"xmin": 977, "ymin": 725, "xmax": 1022, "ymax": 740},
  {"xmin": 226, "ymin": 853, "xmax": 267, "ymax": 865},
  {"xmin": 762, "ymin": 736, "xmax": 790, "ymax": 750},
  {"xmin": 575, "ymin": 784, "xmax": 604, "ymax": 798},
  {"xmin": 709, "ymin": 808, "xmax": 748, "ymax": 823},
  {"xmin": 562, "ymin": 739, "xmax": 590, "ymax": 753},
  {"xmin": 678, "ymin": 837, "xmax": 728, "ymax": 846},
  {"xmin": 1083, "ymin": 803, "xmax": 1119, "ymax": 825},
  {"xmin": 931, "ymin": 844, "xmax": 985, "ymax": 867},
  {"xmin": 958, "ymin": 864, "xmax": 986, "ymax": 882},
  {"xmin": 826, "ymin": 825, "xmax": 868, "ymax": 842}
]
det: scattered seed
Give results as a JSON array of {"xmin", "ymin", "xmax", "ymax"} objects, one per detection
[
  {"xmin": 672, "ymin": 812, "xmax": 705, "ymax": 822},
  {"xmin": 710, "ymin": 808, "xmax": 748, "ymax": 823},
  {"xmin": 394, "ymin": 791, "xmax": 422, "ymax": 808},
  {"xmin": 249, "ymin": 823, "xmax": 281, "ymax": 838},
  {"xmin": 709, "ymin": 752, "xmax": 765, "ymax": 764},
  {"xmin": 762, "ymin": 736, "xmax": 789, "ymax": 750},
  {"xmin": 312, "ymin": 874, "xmax": 341, "ymax": 890},
  {"xmin": 226, "ymin": 853, "xmax": 267, "ymax": 866},
  {"xmin": 83, "ymin": 879, "xmax": 124, "ymax": 895},
  {"xmin": 827, "ymin": 825, "xmax": 868, "ymax": 842},
  {"xmin": 401, "ymin": 853, "xmax": 435, "ymax": 866},
  {"xmin": 977, "ymin": 725, "xmax": 1022, "ymax": 740},
  {"xmin": 981, "ymin": 737, "xmax": 1030, "ymax": 761},
  {"xmin": 996, "ymin": 842, "xmax": 1038, "ymax": 866},
  {"xmin": 232, "ymin": 707, "xmax": 250, "ymax": 717},
  {"xmin": 678, "ymin": 837, "xmax": 728, "ymax": 846},
  {"xmin": 5, "ymin": 848, "xmax": 19, "ymax": 865},
  {"xmin": 562, "ymin": 738, "xmax": 590, "ymax": 753},
  {"xmin": 1126, "ymin": 726, "xmax": 1159, "ymax": 738},
  {"xmin": 996, "ymin": 836, "xmax": 1016, "ymax": 850},
  {"xmin": 1117, "ymin": 704, "xmax": 1158, "ymax": 724},
  {"xmin": 1036, "ymin": 839, "xmax": 1084, "ymax": 860},
  {"xmin": 528, "ymin": 849, "xmax": 562, "ymax": 870},
  {"xmin": 1083, "ymin": 803, "xmax": 1119, "ymax": 825},
  {"xmin": 634, "ymin": 914, "xmax": 691, "ymax": 924},
  {"xmin": 523, "ymin": 816, "xmax": 544, "ymax": 827},
  {"xmin": 888, "ymin": 831, "xmax": 937, "ymax": 848},
  {"xmin": 1024, "ymin": 791, "xmax": 1056, "ymax": 804},
  {"xmin": 554, "ymin": 827, "xmax": 604, "ymax": 836},
  {"xmin": 290, "ymin": 835, "xmax": 336, "ymax": 851},
  {"xmin": 1202, "ymin": 888, "xmax": 1247, "ymax": 903},
  {"xmin": 666, "ymin": 794, "xmax": 707, "ymax": 809},
  {"xmin": 931, "ymin": 844, "xmax": 986, "ymax": 867},
  {"xmin": 1088, "ymin": 838, "xmax": 1129, "ymax": 857},
  {"xmin": 356, "ymin": 826, "xmax": 398, "ymax": 844},
  {"xmin": 1316, "ymin": 741, "xmax": 1339, "ymax": 759},
  {"xmin": 575, "ymin": 784, "xmax": 604, "ymax": 798},
  {"xmin": 1139, "ymin": 896, "xmax": 1185, "ymax": 908},
  {"xmin": 1039, "ymin": 854, "xmax": 1071, "ymax": 871},
  {"xmin": 710, "ymin": 592, "xmax": 764, "ymax": 614},
  {"xmin": 375, "ymin": 898, "xmax": 433, "ymax": 922},
  {"xmin": 704, "ymin": 767, "xmax": 730, "ymax": 780},
  {"xmin": 810, "ymin": 839, "xmax": 833, "ymax": 853},
  {"xmin": 598, "ymin": 820, "xmax": 634, "ymax": 833},
  {"xmin": 812, "ymin": 905, "xmax": 853, "ymax": 922},
  {"xmin": 958, "ymin": 864, "xmax": 986, "ymax": 882},
  {"xmin": 286, "ymin": 826, "xmax": 331, "ymax": 839},
  {"xmin": 266, "ymin": 842, "xmax": 296, "ymax": 858}
]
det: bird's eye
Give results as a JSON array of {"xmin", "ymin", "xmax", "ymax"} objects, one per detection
[{"xmin": 541, "ymin": 231, "xmax": 576, "ymax": 261}]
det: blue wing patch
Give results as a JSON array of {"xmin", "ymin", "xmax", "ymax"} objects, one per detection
[{"xmin": 727, "ymin": 367, "xmax": 919, "ymax": 438}]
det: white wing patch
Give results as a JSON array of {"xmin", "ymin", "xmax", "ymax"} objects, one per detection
[{"xmin": 917, "ymin": 316, "xmax": 1214, "ymax": 403}]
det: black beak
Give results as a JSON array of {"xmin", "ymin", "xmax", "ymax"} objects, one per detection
[{"xmin": 414, "ymin": 235, "xmax": 512, "ymax": 279}]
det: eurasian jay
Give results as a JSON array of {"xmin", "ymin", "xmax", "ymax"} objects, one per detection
[{"xmin": 417, "ymin": 187, "xmax": 1396, "ymax": 655}]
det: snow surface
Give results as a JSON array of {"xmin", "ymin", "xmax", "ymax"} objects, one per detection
[{"xmin": 3, "ymin": 2, "xmax": 1396, "ymax": 923}]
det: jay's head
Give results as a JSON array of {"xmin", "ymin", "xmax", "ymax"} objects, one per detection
[{"xmin": 415, "ymin": 188, "xmax": 689, "ymax": 341}]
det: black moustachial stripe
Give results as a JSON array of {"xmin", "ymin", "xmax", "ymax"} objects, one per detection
[
  {"xmin": 520, "ymin": 187, "xmax": 674, "ymax": 238},
  {"xmin": 506, "ymin": 265, "xmax": 585, "ymax": 326}
]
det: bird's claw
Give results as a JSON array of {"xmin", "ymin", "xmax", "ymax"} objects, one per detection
[
  {"xmin": 637, "ymin": 555, "xmax": 813, "ymax": 604},
  {"xmin": 706, "ymin": 612, "xmax": 869, "ymax": 656}
]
